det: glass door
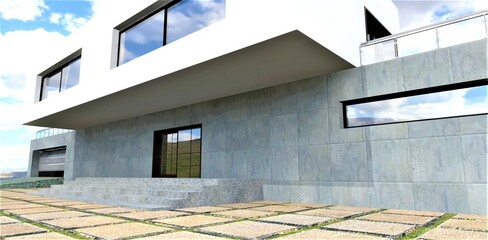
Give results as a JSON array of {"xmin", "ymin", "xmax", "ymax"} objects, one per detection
[{"xmin": 153, "ymin": 125, "xmax": 201, "ymax": 178}]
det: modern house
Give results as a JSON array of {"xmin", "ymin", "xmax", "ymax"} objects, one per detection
[{"xmin": 24, "ymin": 0, "xmax": 487, "ymax": 214}]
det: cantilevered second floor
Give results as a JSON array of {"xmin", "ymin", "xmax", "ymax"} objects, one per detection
[{"xmin": 23, "ymin": 0, "xmax": 399, "ymax": 129}]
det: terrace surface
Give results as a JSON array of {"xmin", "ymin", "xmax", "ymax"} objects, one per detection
[{"xmin": 1, "ymin": 189, "xmax": 487, "ymax": 239}]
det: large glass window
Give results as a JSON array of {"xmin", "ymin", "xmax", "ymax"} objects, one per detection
[
  {"xmin": 118, "ymin": 0, "xmax": 225, "ymax": 65},
  {"xmin": 40, "ymin": 56, "xmax": 81, "ymax": 101},
  {"xmin": 343, "ymin": 81, "xmax": 488, "ymax": 128},
  {"xmin": 154, "ymin": 125, "xmax": 201, "ymax": 178}
]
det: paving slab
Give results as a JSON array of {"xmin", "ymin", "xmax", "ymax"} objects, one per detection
[
  {"xmin": 139, "ymin": 231, "xmax": 225, "ymax": 239},
  {"xmin": 77, "ymin": 222, "xmax": 172, "ymax": 239},
  {"xmin": 0, "ymin": 199, "xmax": 25, "ymax": 204},
  {"xmin": 43, "ymin": 215, "xmax": 126, "ymax": 229},
  {"xmin": 418, "ymin": 227, "xmax": 488, "ymax": 240},
  {"xmin": 323, "ymin": 219, "xmax": 415, "ymax": 238},
  {"xmin": 115, "ymin": 210, "xmax": 188, "ymax": 220},
  {"xmin": 249, "ymin": 200, "xmax": 286, "ymax": 204},
  {"xmin": 0, "ymin": 204, "xmax": 45, "ymax": 210},
  {"xmin": 453, "ymin": 214, "xmax": 488, "ymax": 221},
  {"xmin": 251, "ymin": 205, "xmax": 308, "ymax": 213},
  {"xmin": 0, "ymin": 216, "xmax": 19, "ymax": 224},
  {"xmin": 296, "ymin": 208, "xmax": 363, "ymax": 218},
  {"xmin": 440, "ymin": 218, "xmax": 488, "ymax": 232},
  {"xmin": 199, "ymin": 220, "xmax": 296, "ymax": 239},
  {"xmin": 328, "ymin": 205, "xmax": 379, "ymax": 212},
  {"xmin": 6, "ymin": 207, "xmax": 65, "ymax": 215},
  {"xmin": 213, "ymin": 209, "xmax": 277, "ymax": 219},
  {"xmin": 28, "ymin": 199, "xmax": 67, "ymax": 204},
  {"xmin": 86, "ymin": 207, "xmax": 136, "ymax": 214},
  {"xmin": 21, "ymin": 211, "xmax": 92, "ymax": 221},
  {"xmin": 357, "ymin": 212, "xmax": 437, "ymax": 225},
  {"xmin": 67, "ymin": 204, "xmax": 111, "ymax": 210},
  {"xmin": 6, "ymin": 232, "xmax": 74, "ymax": 239},
  {"xmin": 381, "ymin": 209, "xmax": 444, "ymax": 217},
  {"xmin": 217, "ymin": 202, "xmax": 267, "ymax": 209},
  {"xmin": 154, "ymin": 214, "xmax": 234, "ymax": 228},
  {"xmin": 277, "ymin": 229, "xmax": 388, "ymax": 239},
  {"xmin": 47, "ymin": 201, "xmax": 91, "ymax": 207},
  {"xmin": 176, "ymin": 206, "xmax": 231, "ymax": 213},
  {"xmin": 0, "ymin": 222, "xmax": 47, "ymax": 238},
  {"xmin": 257, "ymin": 214, "xmax": 334, "ymax": 227},
  {"xmin": 282, "ymin": 203, "xmax": 329, "ymax": 208}
]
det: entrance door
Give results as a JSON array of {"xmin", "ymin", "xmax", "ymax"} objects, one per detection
[{"xmin": 153, "ymin": 125, "xmax": 201, "ymax": 178}]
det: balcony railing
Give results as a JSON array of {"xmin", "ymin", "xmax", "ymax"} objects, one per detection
[
  {"xmin": 35, "ymin": 128, "xmax": 73, "ymax": 139},
  {"xmin": 360, "ymin": 10, "xmax": 488, "ymax": 65}
]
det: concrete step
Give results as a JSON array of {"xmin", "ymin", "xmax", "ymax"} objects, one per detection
[
  {"xmin": 69, "ymin": 178, "xmax": 219, "ymax": 186},
  {"xmin": 49, "ymin": 185, "xmax": 196, "ymax": 198}
]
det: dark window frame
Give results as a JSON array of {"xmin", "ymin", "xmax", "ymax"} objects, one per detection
[
  {"xmin": 152, "ymin": 124, "xmax": 202, "ymax": 178},
  {"xmin": 342, "ymin": 79, "xmax": 488, "ymax": 128},
  {"xmin": 40, "ymin": 56, "xmax": 82, "ymax": 101}
]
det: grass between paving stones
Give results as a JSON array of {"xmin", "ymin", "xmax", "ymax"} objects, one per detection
[
  {"xmin": 269, "ymin": 208, "xmax": 388, "ymax": 239},
  {"xmin": 397, "ymin": 213, "xmax": 456, "ymax": 240},
  {"xmin": 0, "ymin": 211, "xmax": 90, "ymax": 239}
]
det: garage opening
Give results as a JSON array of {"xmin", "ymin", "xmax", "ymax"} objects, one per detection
[{"xmin": 38, "ymin": 147, "xmax": 66, "ymax": 177}]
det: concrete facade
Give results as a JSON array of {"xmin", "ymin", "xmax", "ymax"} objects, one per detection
[{"xmin": 34, "ymin": 39, "xmax": 485, "ymax": 215}]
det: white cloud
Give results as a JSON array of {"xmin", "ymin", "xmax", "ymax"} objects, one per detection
[
  {"xmin": 49, "ymin": 12, "xmax": 62, "ymax": 24},
  {"xmin": 0, "ymin": 145, "xmax": 30, "ymax": 172},
  {"xmin": 0, "ymin": 0, "xmax": 48, "ymax": 21}
]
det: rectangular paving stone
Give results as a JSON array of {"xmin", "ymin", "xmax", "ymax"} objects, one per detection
[
  {"xmin": 418, "ymin": 227, "xmax": 488, "ymax": 240},
  {"xmin": 44, "ymin": 215, "xmax": 126, "ymax": 229},
  {"xmin": 115, "ymin": 210, "xmax": 188, "ymax": 220},
  {"xmin": 0, "ymin": 216, "xmax": 19, "ymax": 224},
  {"xmin": 176, "ymin": 206, "xmax": 231, "ymax": 213},
  {"xmin": 139, "ymin": 231, "xmax": 225, "ymax": 239},
  {"xmin": 7, "ymin": 232, "xmax": 74, "ymax": 239},
  {"xmin": 358, "ymin": 213, "xmax": 437, "ymax": 226},
  {"xmin": 323, "ymin": 219, "xmax": 415, "ymax": 238},
  {"xmin": 21, "ymin": 210, "xmax": 92, "ymax": 221},
  {"xmin": 382, "ymin": 209, "xmax": 444, "ymax": 217},
  {"xmin": 6, "ymin": 207, "xmax": 65, "ymax": 215},
  {"xmin": 257, "ymin": 214, "xmax": 334, "ymax": 227},
  {"xmin": 0, "ymin": 222, "xmax": 47, "ymax": 237},
  {"xmin": 86, "ymin": 207, "xmax": 136, "ymax": 214},
  {"xmin": 29, "ymin": 199, "xmax": 67, "ymax": 204},
  {"xmin": 47, "ymin": 201, "xmax": 92, "ymax": 207},
  {"xmin": 282, "ymin": 203, "xmax": 329, "ymax": 208},
  {"xmin": 453, "ymin": 214, "xmax": 488, "ymax": 221},
  {"xmin": 77, "ymin": 222, "xmax": 172, "ymax": 239},
  {"xmin": 68, "ymin": 204, "xmax": 111, "ymax": 210},
  {"xmin": 213, "ymin": 209, "xmax": 277, "ymax": 219},
  {"xmin": 328, "ymin": 205, "xmax": 379, "ymax": 212},
  {"xmin": 277, "ymin": 229, "xmax": 388, "ymax": 239},
  {"xmin": 0, "ymin": 204, "xmax": 45, "ymax": 210},
  {"xmin": 440, "ymin": 219, "xmax": 488, "ymax": 232},
  {"xmin": 249, "ymin": 200, "xmax": 286, "ymax": 204},
  {"xmin": 297, "ymin": 208, "xmax": 362, "ymax": 218},
  {"xmin": 217, "ymin": 202, "xmax": 267, "ymax": 209},
  {"xmin": 251, "ymin": 205, "xmax": 308, "ymax": 213},
  {"xmin": 199, "ymin": 220, "xmax": 296, "ymax": 239},
  {"xmin": 155, "ymin": 214, "xmax": 234, "ymax": 228}
]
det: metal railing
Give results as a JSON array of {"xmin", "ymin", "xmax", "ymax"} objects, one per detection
[
  {"xmin": 35, "ymin": 128, "xmax": 73, "ymax": 139},
  {"xmin": 360, "ymin": 10, "xmax": 488, "ymax": 65}
]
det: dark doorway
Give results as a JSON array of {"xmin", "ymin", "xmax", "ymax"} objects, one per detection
[
  {"xmin": 365, "ymin": 8, "xmax": 391, "ymax": 41},
  {"xmin": 153, "ymin": 125, "xmax": 202, "ymax": 178}
]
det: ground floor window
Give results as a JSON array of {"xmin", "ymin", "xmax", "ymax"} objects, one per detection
[{"xmin": 153, "ymin": 125, "xmax": 201, "ymax": 178}]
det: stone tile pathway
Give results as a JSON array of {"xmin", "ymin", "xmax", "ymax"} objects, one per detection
[{"xmin": 0, "ymin": 188, "xmax": 487, "ymax": 239}]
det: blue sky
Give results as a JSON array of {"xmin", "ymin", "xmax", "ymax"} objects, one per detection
[{"xmin": 0, "ymin": 0, "xmax": 486, "ymax": 173}]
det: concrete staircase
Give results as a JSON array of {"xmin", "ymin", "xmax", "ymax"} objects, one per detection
[{"xmin": 35, "ymin": 178, "xmax": 263, "ymax": 210}]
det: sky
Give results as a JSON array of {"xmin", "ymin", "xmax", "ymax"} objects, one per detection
[{"xmin": 0, "ymin": 0, "xmax": 487, "ymax": 173}]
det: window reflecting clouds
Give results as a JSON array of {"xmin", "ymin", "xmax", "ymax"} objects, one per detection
[
  {"xmin": 345, "ymin": 84, "xmax": 488, "ymax": 127},
  {"xmin": 167, "ymin": 0, "xmax": 225, "ymax": 44},
  {"xmin": 118, "ymin": 0, "xmax": 225, "ymax": 66},
  {"xmin": 41, "ymin": 56, "xmax": 81, "ymax": 101}
]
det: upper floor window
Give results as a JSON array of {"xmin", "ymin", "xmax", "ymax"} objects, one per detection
[
  {"xmin": 118, "ymin": 0, "xmax": 226, "ymax": 65},
  {"xmin": 40, "ymin": 57, "xmax": 81, "ymax": 101}
]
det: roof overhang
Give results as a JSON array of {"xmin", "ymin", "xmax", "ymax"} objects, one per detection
[{"xmin": 25, "ymin": 30, "xmax": 354, "ymax": 129}]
